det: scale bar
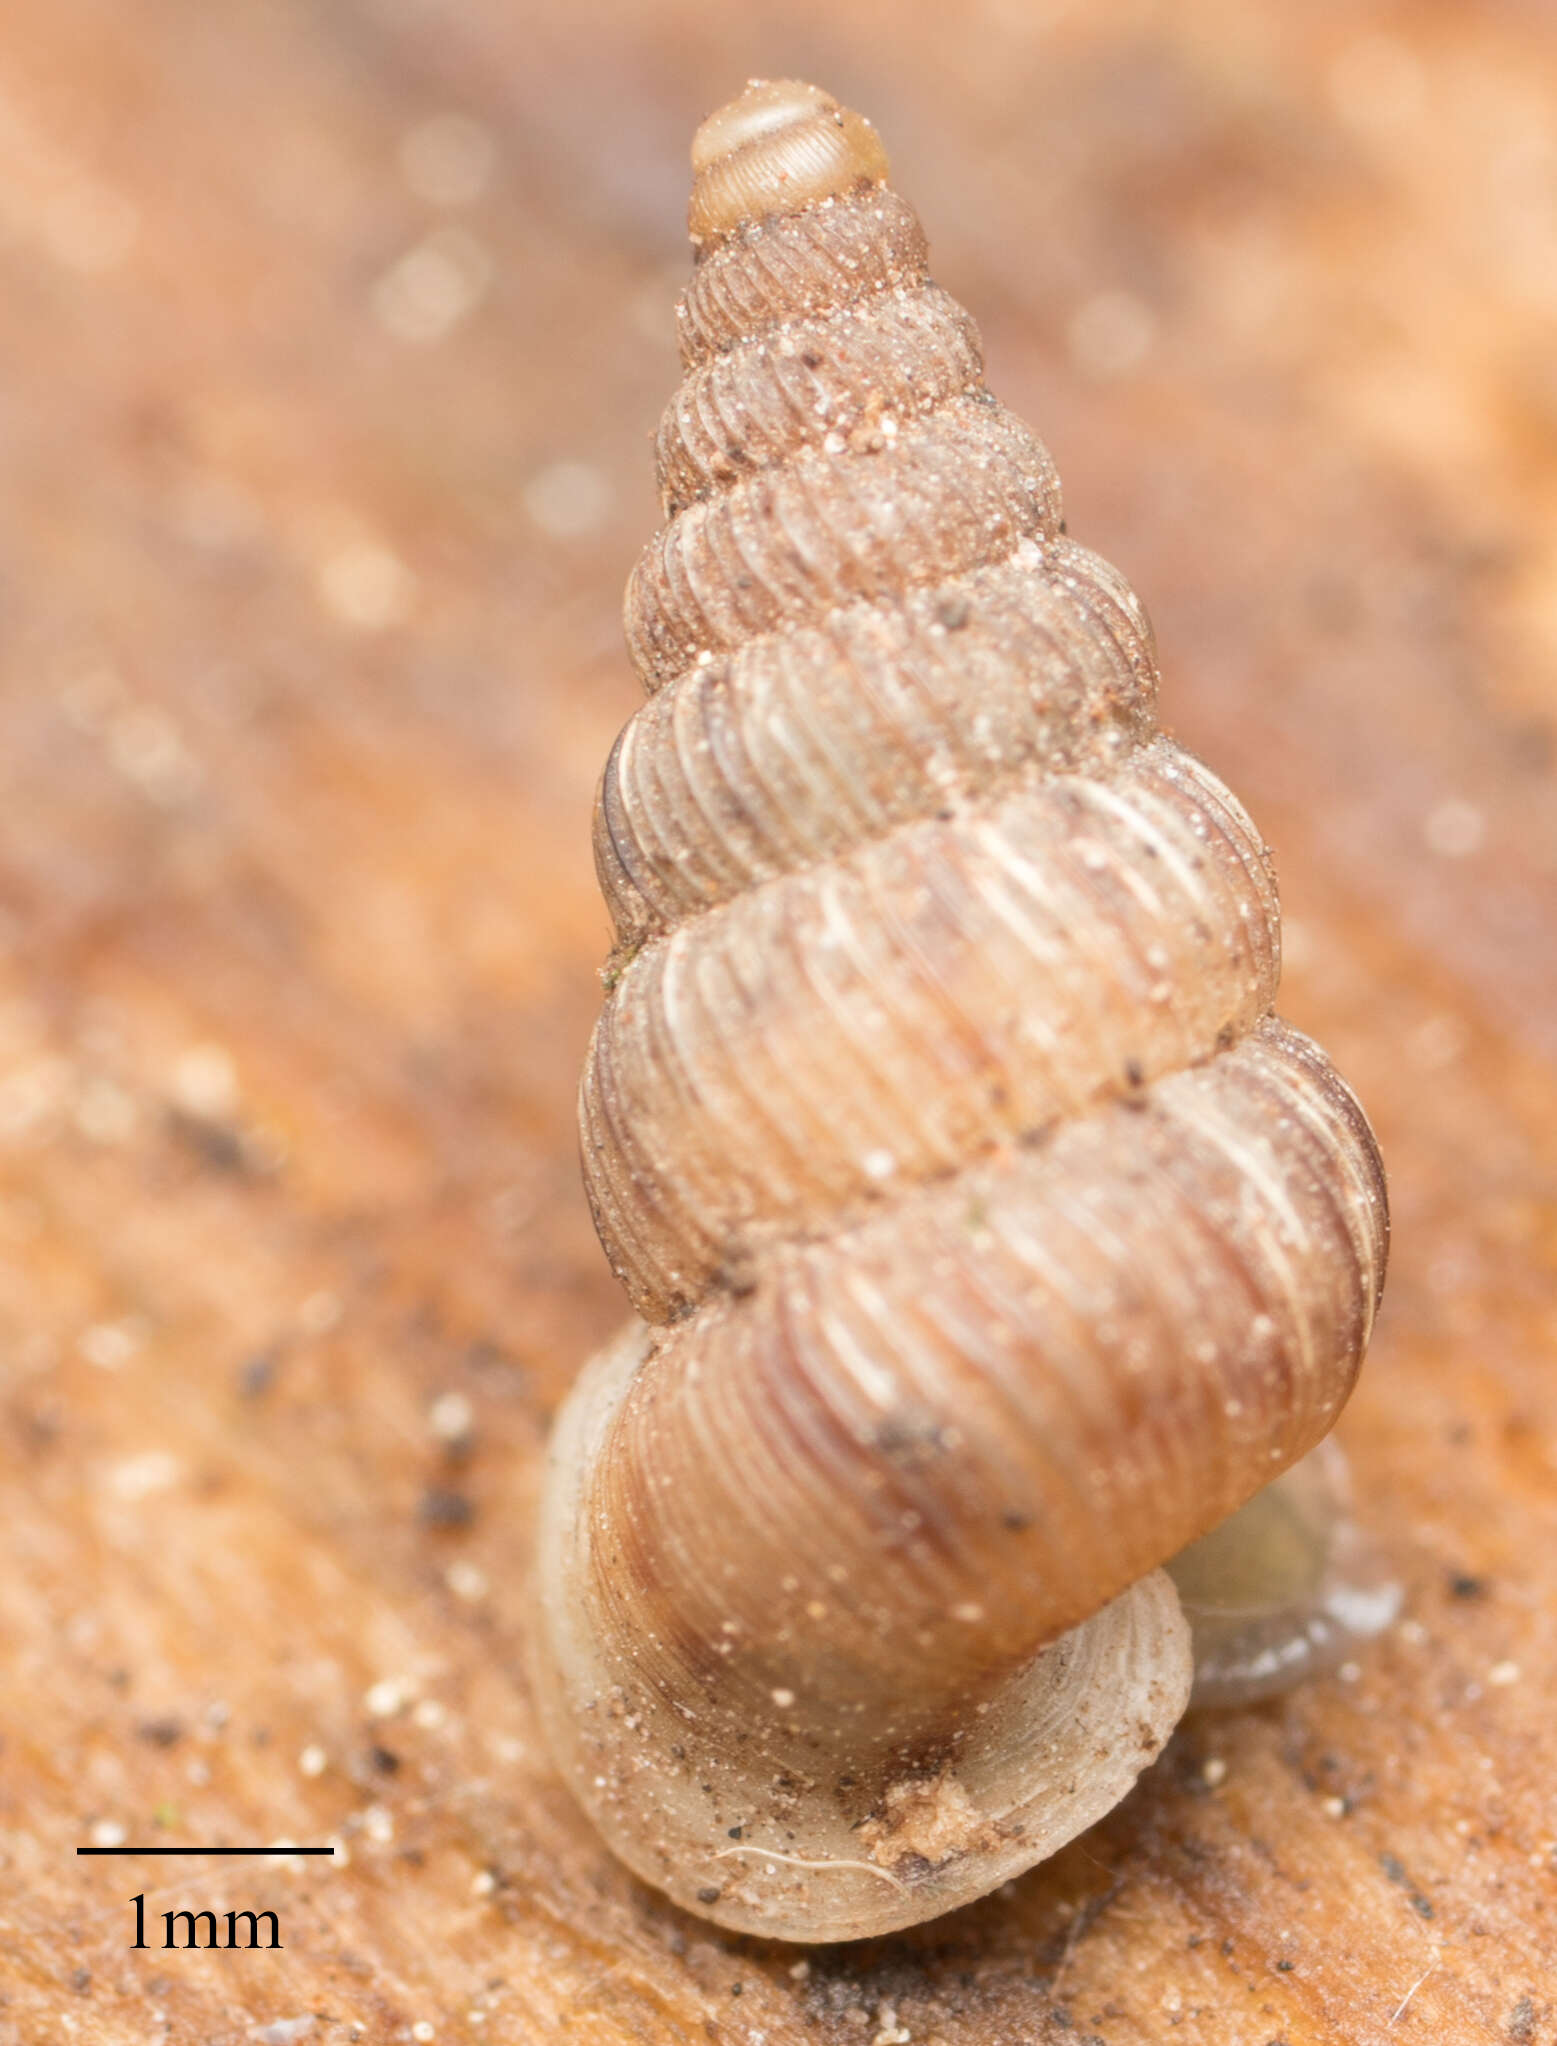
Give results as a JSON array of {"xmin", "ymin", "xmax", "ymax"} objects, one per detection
[{"xmin": 78, "ymin": 1846, "xmax": 335, "ymax": 1857}]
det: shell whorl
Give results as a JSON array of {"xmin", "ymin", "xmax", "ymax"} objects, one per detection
[
  {"xmin": 534, "ymin": 80, "xmax": 1390, "ymax": 1942},
  {"xmin": 687, "ymin": 79, "xmax": 891, "ymax": 244}
]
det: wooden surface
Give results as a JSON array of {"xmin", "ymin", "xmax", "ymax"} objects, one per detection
[{"xmin": 1, "ymin": 1, "xmax": 1555, "ymax": 2040}]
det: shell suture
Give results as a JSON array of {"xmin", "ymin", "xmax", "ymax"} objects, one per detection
[{"xmin": 532, "ymin": 77, "xmax": 1389, "ymax": 1942}]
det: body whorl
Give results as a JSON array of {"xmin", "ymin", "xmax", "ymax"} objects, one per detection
[{"xmin": 532, "ymin": 78, "xmax": 1389, "ymax": 1942}]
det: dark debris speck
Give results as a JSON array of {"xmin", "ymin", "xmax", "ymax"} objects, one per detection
[
  {"xmin": 168, "ymin": 1108, "xmax": 249, "ymax": 1174},
  {"xmin": 419, "ymin": 1487, "xmax": 474, "ymax": 1529},
  {"xmin": 238, "ymin": 1347, "xmax": 281, "ymax": 1399}
]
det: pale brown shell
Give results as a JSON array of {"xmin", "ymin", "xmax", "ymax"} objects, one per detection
[
  {"xmin": 531, "ymin": 77, "xmax": 1389, "ymax": 1942},
  {"xmin": 686, "ymin": 78, "xmax": 891, "ymax": 244}
]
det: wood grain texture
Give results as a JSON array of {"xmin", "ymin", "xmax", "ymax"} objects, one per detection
[{"xmin": 0, "ymin": 0, "xmax": 1553, "ymax": 2039}]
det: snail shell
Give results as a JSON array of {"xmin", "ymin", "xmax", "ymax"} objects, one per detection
[{"xmin": 531, "ymin": 78, "xmax": 1389, "ymax": 1942}]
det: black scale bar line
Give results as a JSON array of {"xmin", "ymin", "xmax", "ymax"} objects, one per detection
[{"xmin": 78, "ymin": 1846, "xmax": 334, "ymax": 1857}]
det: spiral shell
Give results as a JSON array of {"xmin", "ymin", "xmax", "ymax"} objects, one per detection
[{"xmin": 532, "ymin": 78, "xmax": 1389, "ymax": 1942}]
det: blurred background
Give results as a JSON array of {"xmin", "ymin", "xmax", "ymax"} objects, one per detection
[{"xmin": 3, "ymin": 2, "xmax": 1556, "ymax": 2040}]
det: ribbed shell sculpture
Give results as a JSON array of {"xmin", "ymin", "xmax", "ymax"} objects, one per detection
[{"xmin": 531, "ymin": 78, "xmax": 1390, "ymax": 1942}]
